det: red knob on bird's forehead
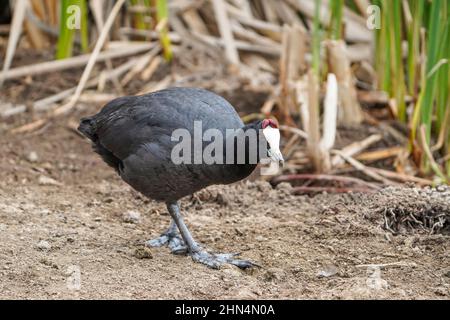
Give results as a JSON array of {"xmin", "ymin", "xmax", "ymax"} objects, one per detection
[{"xmin": 262, "ymin": 119, "xmax": 278, "ymax": 129}]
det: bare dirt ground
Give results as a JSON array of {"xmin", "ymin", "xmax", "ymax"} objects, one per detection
[{"xmin": 0, "ymin": 119, "xmax": 449, "ymax": 300}]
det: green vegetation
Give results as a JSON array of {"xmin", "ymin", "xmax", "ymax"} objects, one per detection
[
  {"xmin": 56, "ymin": 0, "xmax": 172, "ymax": 61},
  {"xmin": 155, "ymin": 0, "xmax": 172, "ymax": 61},
  {"xmin": 372, "ymin": 0, "xmax": 449, "ymax": 179},
  {"xmin": 56, "ymin": 0, "xmax": 89, "ymax": 59},
  {"xmin": 329, "ymin": 0, "xmax": 344, "ymax": 40}
]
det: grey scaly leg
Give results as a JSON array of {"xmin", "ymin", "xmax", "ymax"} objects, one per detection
[
  {"xmin": 166, "ymin": 201, "xmax": 258, "ymax": 269},
  {"xmin": 146, "ymin": 219, "xmax": 186, "ymax": 254}
]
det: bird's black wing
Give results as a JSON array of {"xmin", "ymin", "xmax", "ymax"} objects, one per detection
[{"xmin": 79, "ymin": 87, "xmax": 243, "ymax": 171}]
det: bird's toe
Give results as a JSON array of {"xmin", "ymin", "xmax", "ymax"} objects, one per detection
[
  {"xmin": 191, "ymin": 251, "xmax": 222, "ymax": 269},
  {"xmin": 215, "ymin": 253, "xmax": 260, "ymax": 269},
  {"xmin": 146, "ymin": 234, "xmax": 170, "ymax": 247},
  {"xmin": 227, "ymin": 258, "xmax": 259, "ymax": 269},
  {"xmin": 146, "ymin": 233, "xmax": 185, "ymax": 250},
  {"xmin": 170, "ymin": 242, "xmax": 188, "ymax": 255}
]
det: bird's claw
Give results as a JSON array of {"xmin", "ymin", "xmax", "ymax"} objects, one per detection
[
  {"xmin": 191, "ymin": 250, "xmax": 259, "ymax": 269},
  {"xmin": 146, "ymin": 233, "xmax": 187, "ymax": 254}
]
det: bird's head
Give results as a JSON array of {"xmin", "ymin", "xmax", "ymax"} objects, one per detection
[{"xmin": 260, "ymin": 119, "xmax": 284, "ymax": 166}]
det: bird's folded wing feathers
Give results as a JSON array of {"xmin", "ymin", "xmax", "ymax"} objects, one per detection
[{"xmin": 91, "ymin": 88, "xmax": 243, "ymax": 161}]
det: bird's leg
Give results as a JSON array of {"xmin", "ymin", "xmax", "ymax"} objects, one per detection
[
  {"xmin": 166, "ymin": 201, "xmax": 258, "ymax": 269},
  {"xmin": 146, "ymin": 219, "xmax": 186, "ymax": 254}
]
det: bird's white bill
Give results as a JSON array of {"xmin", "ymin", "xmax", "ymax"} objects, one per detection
[{"xmin": 262, "ymin": 126, "xmax": 284, "ymax": 164}]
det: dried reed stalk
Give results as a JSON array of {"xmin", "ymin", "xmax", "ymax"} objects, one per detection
[
  {"xmin": 279, "ymin": 25, "xmax": 306, "ymax": 122},
  {"xmin": 307, "ymin": 70, "xmax": 331, "ymax": 172},
  {"xmin": 212, "ymin": 0, "xmax": 240, "ymax": 65},
  {"xmin": 326, "ymin": 40, "xmax": 363, "ymax": 124},
  {"xmin": 0, "ymin": 0, "xmax": 28, "ymax": 88}
]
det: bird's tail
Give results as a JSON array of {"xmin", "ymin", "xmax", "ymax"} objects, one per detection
[{"xmin": 78, "ymin": 117, "xmax": 97, "ymax": 141}]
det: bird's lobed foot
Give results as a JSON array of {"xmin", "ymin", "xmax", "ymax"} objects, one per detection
[
  {"xmin": 146, "ymin": 233, "xmax": 187, "ymax": 254},
  {"xmin": 190, "ymin": 250, "xmax": 258, "ymax": 269}
]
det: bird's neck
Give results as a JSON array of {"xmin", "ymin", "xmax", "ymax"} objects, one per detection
[
  {"xmin": 217, "ymin": 122, "xmax": 260, "ymax": 186},
  {"xmin": 222, "ymin": 122, "xmax": 262, "ymax": 165}
]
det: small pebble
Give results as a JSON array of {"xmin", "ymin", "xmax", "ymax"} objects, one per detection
[
  {"xmin": 255, "ymin": 235, "xmax": 266, "ymax": 242},
  {"xmin": 216, "ymin": 193, "xmax": 229, "ymax": 206},
  {"xmin": 317, "ymin": 264, "xmax": 338, "ymax": 278},
  {"xmin": 122, "ymin": 210, "xmax": 141, "ymax": 224},
  {"xmin": 26, "ymin": 151, "xmax": 39, "ymax": 163},
  {"xmin": 276, "ymin": 182, "xmax": 293, "ymax": 192},
  {"xmin": 38, "ymin": 175, "xmax": 62, "ymax": 186},
  {"xmin": 36, "ymin": 240, "xmax": 51, "ymax": 251}
]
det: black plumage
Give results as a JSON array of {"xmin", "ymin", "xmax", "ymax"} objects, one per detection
[{"xmin": 78, "ymin": 87, "xmax": 280, "ymax": 269}]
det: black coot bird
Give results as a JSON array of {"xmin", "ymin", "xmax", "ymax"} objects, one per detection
[{"xmin": 78, "ymin": 87, "xmax": 283, "ymax": 269}]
